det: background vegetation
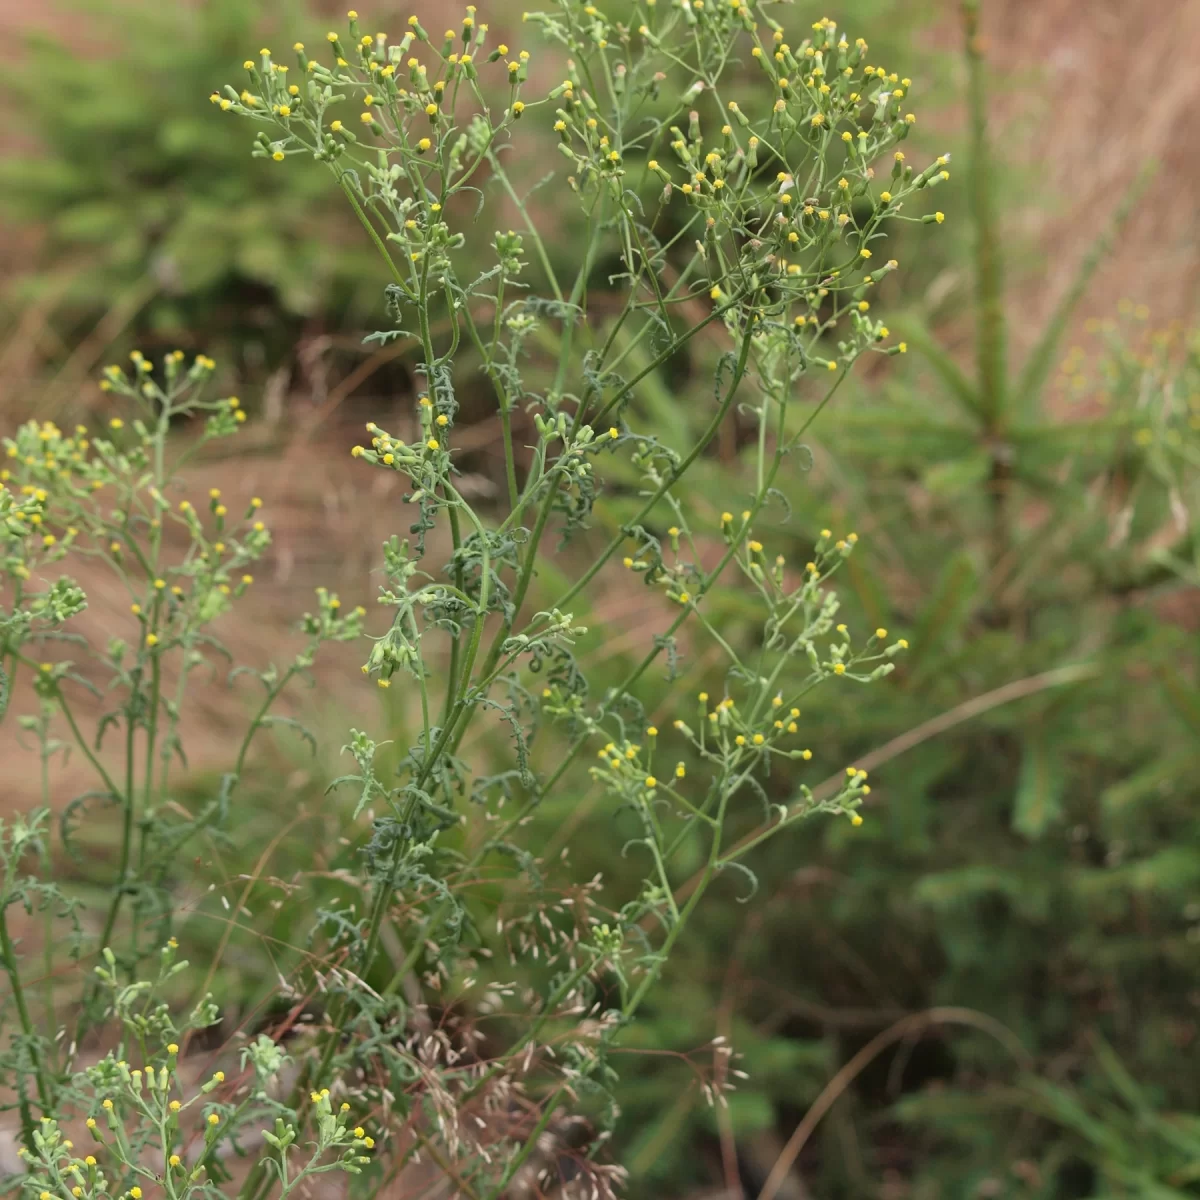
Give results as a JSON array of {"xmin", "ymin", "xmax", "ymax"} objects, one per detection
[{"xmin": 3, "ymin": 0, "xmax": 1200, "ymax": 1197}]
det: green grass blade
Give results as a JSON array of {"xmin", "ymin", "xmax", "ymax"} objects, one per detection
[{"xmin": 896, "ymin": 315, "xmax": 985, "ymax": 423}]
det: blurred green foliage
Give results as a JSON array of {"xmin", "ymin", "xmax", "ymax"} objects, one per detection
[{"xmin": 0, "ymin": 0, "xmax": 379, "ymax": 365}]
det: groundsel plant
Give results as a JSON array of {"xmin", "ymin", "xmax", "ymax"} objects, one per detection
[
  {"xmin": 0, "ymin": 356, "xmax": 361, "ymax": 1157},
  {"xmin": 213, "ymin": 3, "xmax": 938, "ymax": 1195},
  {"xmin": 0, "ymin": 2, "xmax": 944, "ymax": 1197}
]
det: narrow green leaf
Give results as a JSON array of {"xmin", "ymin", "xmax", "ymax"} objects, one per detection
[
  {"xmin": 1013, "ymin": 732, "xmax": 1064, "ymax": 839},
  {"xmin": 908, "ymin": 551, "xmax": 980, "ymax": 673},
  {"xmin": 923, "ymin": 450, "xmax": 991, "ymax": 497},
  {"xmin": 1090, "ymin": 1033, "xmax": 1150, "ymax": 1116},
  {"xmin": 895, "ymin": 315, "xmax": 985, "ymax": 422},
  {"xmin": 1157, "ymin": 664, "xmax": 1200, "ymax": 738}
]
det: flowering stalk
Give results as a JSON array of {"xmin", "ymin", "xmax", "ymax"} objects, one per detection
[{"xmin": 213, "ymin": 3, "xmax": 941, "ymax": 1191}]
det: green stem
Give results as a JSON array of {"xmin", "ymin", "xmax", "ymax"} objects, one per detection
[
  {"xmin": 0, "ymin": 899, "xmax": 53, "ymax": 1140},
  {"xmin": 90, "ymin": 674, "xmax": 141, "ymax": 972},
  {"xmin": 963, "ymin": 0, "xmax": 1007, "ymax": 430},
  {"xmin": 556, "ymin": 314, "xmax": 759, "ymax": 612}
]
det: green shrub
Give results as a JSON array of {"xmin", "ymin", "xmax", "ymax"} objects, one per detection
[{"xmin": 0, "ymin": 0, "xmax": 377, "ymax": 366}]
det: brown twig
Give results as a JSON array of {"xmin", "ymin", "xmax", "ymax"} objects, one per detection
[{"xmin": 756, "ymin": 1007, "xmax": 1032, "ymax": 1200}]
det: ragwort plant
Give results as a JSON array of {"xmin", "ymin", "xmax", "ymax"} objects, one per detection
[{"xmin": 0, "ymin": 1, "xmax": 943, "ymax": 1195}]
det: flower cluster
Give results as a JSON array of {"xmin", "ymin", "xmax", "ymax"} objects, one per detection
[
  {"xmin": 554, "ymin": 519, "xmax": 908, "ymax": 857},
  {"xmin": 538, "ymin": 10, "xmax": 946, "ymax": 366},
  {"xmin": 1, "ymin": 354, "xmax": 273, "ymax": 667},
  {"xmin": 16, "ymin": 945, "xmax": 372, "ymax": 1200},
  {"xmin": 214, "ymin": 8, "xmax": 529, "ymax": 296}
]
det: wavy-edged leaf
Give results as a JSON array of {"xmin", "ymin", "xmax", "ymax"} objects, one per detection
[
  {"xmin": 258, "ymin": 714, "xmax": 317, "ymax": 756},
  {"xmin": 716, "ymin": 859, "xmax": 759, "ymax": 903},
  {"xmin": 61, "ymin": 789, "xmax": 121, "ymax": 861}
]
